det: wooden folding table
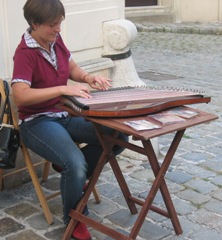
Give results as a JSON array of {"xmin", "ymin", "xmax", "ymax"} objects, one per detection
[{"xmin": 62, "ymin": 107, "xmax": 217, "ymax": 240}]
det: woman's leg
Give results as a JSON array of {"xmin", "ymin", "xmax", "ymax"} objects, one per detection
[
  {"xmin": 65, "ymin": 116, "xmax": 128, "ymax": 178},
  {"xmin": 20, "ymin": 116, "xmax": 87, "ymax": 225}
]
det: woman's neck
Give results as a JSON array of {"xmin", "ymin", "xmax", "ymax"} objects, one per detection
[{"xmin": 31, "ymin": 30, "xmax": 50, "ymax": 52}]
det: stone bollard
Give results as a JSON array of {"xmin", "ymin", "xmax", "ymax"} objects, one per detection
[
  {"xmin": 102, "ymin": 19, "xmax": 145, "ymax": 88},
  {"xmin": 102, "ymin": 19, "xmax": 159, "ymax": 159}
]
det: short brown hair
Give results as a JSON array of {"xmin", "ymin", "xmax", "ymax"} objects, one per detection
[{"xmin": 23, "ymin": 0, "xmax": 65, "ymax": 29}]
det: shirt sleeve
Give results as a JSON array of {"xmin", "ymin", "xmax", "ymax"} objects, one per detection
[{"xmin": 12, "ymin": 48, "xmax": 36, "ymax": 84}]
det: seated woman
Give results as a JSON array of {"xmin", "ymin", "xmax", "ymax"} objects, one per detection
[{"xmin": 11, "ymin": 0, "xmax": 128, "ymax": 239}]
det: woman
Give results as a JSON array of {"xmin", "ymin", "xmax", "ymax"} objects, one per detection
[{"xmin": 11, "ymin": 0, "xmax": 127, "ymax": 239}]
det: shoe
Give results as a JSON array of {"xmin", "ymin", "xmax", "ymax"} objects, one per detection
[
  {"xmin": 52, "ymin": 163, "xmax": 63, "ymax": 173},
  {"xmin": 72, "ymin": 222, "xmax": 92, "ymax": 240}
]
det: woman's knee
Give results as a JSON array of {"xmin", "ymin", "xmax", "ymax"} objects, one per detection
[{"xmin": 62, "ymin": 154, "xmax": 88, "ymax": 178}]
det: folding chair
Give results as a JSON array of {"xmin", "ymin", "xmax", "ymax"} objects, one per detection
[{"xmin": 0, "ymin": 79, "xmax": 100, "ymax": 225}]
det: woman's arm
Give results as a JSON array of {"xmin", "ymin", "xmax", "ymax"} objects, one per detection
[
  {"xmin": 69, "ymin": 59, "xmax": 112, "ymax": 91},
  {"xmin": 11, "ymin": 82, "xmax": 67, "ymax": 107},
  {"xmin": 12, "ymin": 59, "xmax": 111, "ymax": 107},
  {"xmin": 11, "ymin": 81, "xmax": 91, "ymax": 107}
]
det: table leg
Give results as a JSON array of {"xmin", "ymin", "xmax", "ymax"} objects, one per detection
[
  {"xmin": 129, "ymin": 130, "xmax": 184, "ymax": 239},
  {"xmin": 62, "ymin": 150, "xmax": 109, "ymax": 240},
  {"xmin": 93, "ymin": 123, "xmax": 138, "ymax": 214},
  {"xmin": 63, "ymin": 124, "xmax": 131, "ymax": 240},
  {"xmin": 63, "ymin": 124, "xmax": 185, "ymax": 240}
]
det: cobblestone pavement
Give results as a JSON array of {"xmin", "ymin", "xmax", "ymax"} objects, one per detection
[{"xmin": 1, "ymin": 23, "xmax": 222, "ymax": 240}]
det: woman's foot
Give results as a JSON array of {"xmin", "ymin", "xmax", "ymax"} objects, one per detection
[{"xmin": 72, "ymin": 222, "xmax": 92, "ymax": 240}]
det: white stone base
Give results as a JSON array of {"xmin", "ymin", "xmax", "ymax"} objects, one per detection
[
  {"xmin": 78, "ymin": 57, "xmax": 114, "ymax": 77},
  {"xmin": 110, "ymin": 56, "xmax": 145, "ymax": 88}
]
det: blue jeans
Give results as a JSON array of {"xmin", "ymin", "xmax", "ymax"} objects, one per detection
[{"xmin": 20, "ymin": 115, "xmax": 128, "ymax": 225}]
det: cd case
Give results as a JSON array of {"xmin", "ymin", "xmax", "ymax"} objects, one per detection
[
  {"xmin": 148, "ymin": 112, "xmax": 186, "ymax": 125},
  {"xmin": 124, "ymin": 120, "xmax": 161, "ymax": 131},
  {"xmin": 167, "ymin": 107, "xmax": 199, "ymax": 119}
]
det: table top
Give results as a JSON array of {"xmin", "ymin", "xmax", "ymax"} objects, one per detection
[{"xmin": 61, "ymin": 105, "xmax": 218, "ymax": 141}]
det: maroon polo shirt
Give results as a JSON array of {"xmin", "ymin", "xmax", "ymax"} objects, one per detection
[{"xmin": 12, "ymin": 34, "xmax": 70, "ymax": 120}]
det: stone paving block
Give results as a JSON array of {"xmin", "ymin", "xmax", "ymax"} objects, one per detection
[
  {"xmin": 0, "ymin": 191, "xmax": 21, "ymax": 209},
  {"xmin": 189, "ymin": 225, "xmax": 222, "ymax": 240},
  {"xmin": 124, "ymin": 176, "xmax": 150, "ymax": 194},
  {"xmin": 166, "ymin": 170, "xmax": 192, "ymax": 184},
  {"xmin": 46, "ymin": 197, "xmax": 63, "ymax": 218},
  {"xmin": 146, "ymin": 210, "xmax": 166, "ymax": 224},
  {"xmin": 130, "ymin": 168, "xmax": 155, "ymax": 182},
  {"xmin": 168, "ymin": 181, "xmax": 185, "ymax": 194},
  {"xmin": 4, "ymin": 202, "xmax": 39, "ymax": 220},
  {"xmin": 199, "ymin": 28, "xmax": 213, "ymax": 35},
  {"xmin": 160, "ymin": 146, "xmax": 186, "ymax": 157},
  {"xmin": 99, "ymin": 171, "xmax": 117, "ymax": 183},
  {"xmin": 172, "ymin": 198, "xmax": 196, "ymax": 216},
  {"xmin": 210, "ymin": 175, "xmax": 222, "ymax": 187},
  {"xmin": 44, "ymin": 226, "xmax": 66, "ymax": 240},
  {"xmin": 197, "ymin": 135, "xmax": 221, "ymax": 146},
  {"xmin": 180, "ymin": 152, "xmax": 210, "ymax": 163},
  {"xmin": 87, "ymin": 209, "xmax": 103, "ymax": 223},
  {"xmin": 184, "ymin": 178, "xmax": 217, "ymax": 194},
  {"xmin": 211, "ymin": 188, "xmax": 222, "ymax": 201},
  {"xmin": 115, "ymin": 158, "xmax": 137, "ymax": 172},
  {"xmin": 138, "ymin": 190, "xmax": 164, "ymax": 205},
  {"xmin": 90, "ymin": 228, "xmax": 113, "ymax": 240},
  {"xmin": 201, "ymin": 160, "xmax": 222, "ymax": 173},
  {"xmin": 112, "ymin": 195, "xmax": 131, "ymax": 209},
  {"xmin": 162, "ymin": 234, "xmax": 189, "ymax": 240},
  {"xmin": 11, "ymin": 181, "xmax": 40, "ymax": 204},
  {"xmin": 177, "ymin": 164, "xmax": 216, "ymax": 179},
  {"xmin": 88, "ymin": 197, "xmax": 119, "ymax": 216},
  {"xmin": 188, "ymin": 209, "xmax": 222, "ymax": 233},
  {"xmin": 213, "ymin": 28, "xmax": 222, "ymax": 35},
  {"xmin": 107, "ymin": 209, "xmax": 137, "ymax": 228},
  {"xmin": 6, "ymin": 230, "xmax": 45, "ymax": 240},
  {"xmin": 164, "ymin": 27, "xmax": 172, "ymax": 33},
  {"xmin": 163, "ymin": 216, "xmax": 201, "ymax": 238},
  {"xmin": 27, "ymin": 213, "xmax": 62, "ymax": 230},
  {"xmin": 203, "ymin": 146, "xmax": 222, "ymax": 156},
  {"xmin": 90, "ymin": 223, "xmax": 128, "ymax": 240},
  {"xmin": 0, "ymin": 217, "xmax": 25, "ymax": 237},
  {"xmin": 203, "ymin": 198, "xmax": 222, "ymax": 215},
  {"xmin": 97, "ymin": 183, "xmax": 122, "ymax": 199},
  {"xmin": 41, "ymin": 176, "xmax": 60, "ymax": 191},
  {"xmin": 176, "ymin": 189, "xmax": 211, "ymax": 205},
  {"xmin": 178, "ymin": 27, "xmax": 192, "ymax": 34},
  {"xmin": 139, "ymin": 220, "xmax": 171, "ymax": 240},
  {"xmin": 147, "ymin": 26, "xmax": 157, "ymax": 32},
  {"xmin": 158, "ymin": 135, "xmax": 174, "ymax": 145}
]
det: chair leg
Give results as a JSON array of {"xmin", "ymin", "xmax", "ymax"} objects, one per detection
[
  {"xmin": 21, "ymin": 144, "xmax": 53, "ymax": 225},
  {"xmin": 92, "ymin": 185, "xmax": 101, "ymax": 203},
  {"xmin": 0, "ymin": 169, "xmax": 4, "ymax": 191},
  {"xmin": 42, "ymin": 161, "xmax": 51, "ymax": 182}
]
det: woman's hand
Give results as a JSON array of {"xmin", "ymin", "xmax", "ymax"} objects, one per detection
[
  {"xmin": 85, "ymin": 75, "xmax": 112, "ymax": 90},
  {"xmin": 64, "ymin": 84, "xmax": 92, "ymax": 99},
  {"xmin": 69, "ymin": 59, "xmax": 112, "ymax": 90}
]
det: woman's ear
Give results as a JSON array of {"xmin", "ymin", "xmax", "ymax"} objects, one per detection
[{"xmin": 32, "ymin": 22, "xmax": 39, "ymax": 30}]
